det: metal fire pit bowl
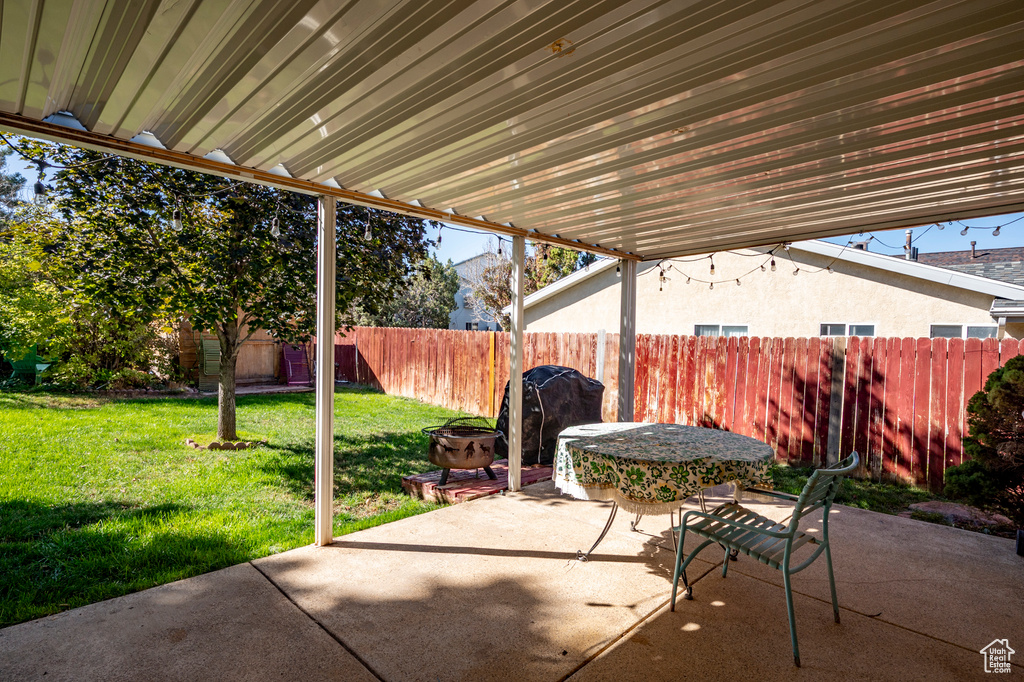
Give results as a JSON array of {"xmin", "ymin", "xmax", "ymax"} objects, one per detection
[{"xmin": 422, "ymin": 417, "xmax": 501, "ymax": 486}]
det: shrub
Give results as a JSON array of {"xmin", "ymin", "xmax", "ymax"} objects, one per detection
[{"xmin": 947, "ymin": 355, "xmax": 1024, "ymax": 526}]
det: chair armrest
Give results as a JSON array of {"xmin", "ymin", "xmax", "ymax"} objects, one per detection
[
  {"xmin": 680, "ymin": 509, "xmax": 793, "ymax": 539},
  {"xmin": 744, "ymin": 487, "xmax": 800, "ymax": 502}
]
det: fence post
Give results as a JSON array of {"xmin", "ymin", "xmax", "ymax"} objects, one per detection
[
  {"xmin": 596, "ymin": 329, "xmax": 606, "ymax": 384},
  {"xmin": 826, "ymin": 336, "xmax": 847, "ymax": 467},
  {"xmin": 488, "ymin": 331, "xmax": 496, "ymax": 418}
]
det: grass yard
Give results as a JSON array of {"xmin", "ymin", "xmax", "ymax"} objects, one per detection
[
  {"xmin": 0, "ymin": 387, "xmax": 468, "ymax": 627},
  {"xmin": 770, "ymin": 463, "xmax": 941, "ymax": 514}
]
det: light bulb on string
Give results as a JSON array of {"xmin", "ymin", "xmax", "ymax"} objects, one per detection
[
  {"xmin": 171, "ymin": 208, "xmax": 183, "ymax": 231},
  {"xmin": 937, "ymin": 222, "xmax": 944, "ymax": 230},
  {"xmin": 686, "ymin": 277, "xmax": 691, "ymax": 284},
  {"xmin": 437, "ymin": 226, "xmax": 442, "ymax": 245},
  {"xmin": 770, "ymin": 258, "xmax": 776, "ymax": 272},
  {"xmin": 709, "ymin": 282, "xmax": 714, "ymax": 290},
  {"xmin": 735, "ymin": 279, "xmax": 741, "ymax": 286},
  {"xmin": 793, "ymin": 267, "xmax": 800, "ymax": 276},
  {"xmin": 31, "ymin": 159, "xmax": 48, "ymax": 206},
  {"xmin": 270, "ymin": 216, "xmax": 281, "ymax": 238},
  {"xmin": 615, "ymin": 264, "xmax": 621, "ymax": 277},
  {"xmin": 760, "ymin": 264, "xmax": 766, "ymax": 272},
  {"xmin": 960, "ymin": 226, "xmax": 969, "ymax": 236},
  {"xmin": 827, "ymin": 266, "xmax": 834, "ymax": 274},
  {"xmin": 709, "ymin": 257, "xmax": 715, "ymax": 275},
  {"xmin": 497, "ymin": 240, "xmax": 503, "ymax": 256},
  {"xmin": 993, "ymin": 226, "xmax": 1001, "ymax": 236}
]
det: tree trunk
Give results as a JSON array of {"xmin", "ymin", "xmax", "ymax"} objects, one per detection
[{"xmin": 217, "ymin": 352, "xmax": 238, "ymax": 441}]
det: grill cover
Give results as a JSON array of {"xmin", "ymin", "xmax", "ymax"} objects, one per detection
[{"xmin": 495, "ymin": 365, "xmax": 604, "ymax": 466}]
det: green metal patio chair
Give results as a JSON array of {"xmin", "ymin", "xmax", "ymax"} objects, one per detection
[
  {"xmin": 670, "ymin": 452, "xmax": 859, "ymax": 667},
  {"xmin": 201, "ymin": 339, "xmax": 221, "ymax": 377}
]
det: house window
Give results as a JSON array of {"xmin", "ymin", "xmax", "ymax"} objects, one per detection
[
  {"xmin": 465, "ymin": 322, "xmax": 473, "ymax": 331},
  {"xmin": 967, "ymin": 326, "xmax": 997, "ymax": 339},
  {"xmin": 820, "ymin": 324, "xmax": 874, "ymax": 337},
  {"xmin": 695, "ymin": 325, "xmax": 748, "ymax": 337},
  {"xmin": 930, "ymin": 324, "xmax": 961, "ymax": 338}
]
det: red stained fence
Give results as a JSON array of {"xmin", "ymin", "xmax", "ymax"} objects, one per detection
[{"xmin": 336, "ymin": 327, "xmax": 1022, "ymax": 490}]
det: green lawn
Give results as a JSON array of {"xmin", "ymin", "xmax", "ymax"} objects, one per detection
[{"xmin": 0, "ymin": 387, "xmax": 468, "ymax": 627}]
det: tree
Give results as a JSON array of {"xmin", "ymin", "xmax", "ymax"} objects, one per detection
[
  {"xmin": 0, "ymin": 147, "xmax": 25, "ymax": 220},
  {"xmin": 946, "ymin": 356, "xmax": 1024, "ymax": 527},
  {"xmin": 466, "ymin": 241, "xmax": 596, "ymax": 330},
  {"xmin": 30, "ymin": 142, "xmax": 430, "ymax": 440},
  {"xmin": 352, "ymin": 255, "xmax": 458, "ymax": 328}
]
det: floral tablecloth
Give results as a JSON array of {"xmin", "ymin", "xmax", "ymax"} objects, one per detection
[{"xmin": 554, "ymin": 422, "xmax": 774, "ymax": 514}]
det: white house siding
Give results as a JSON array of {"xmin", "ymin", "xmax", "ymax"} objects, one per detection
[
  {"xmin": 449, "ymin": 253, "xmax": 501, "ymax": 331},
  {"xmin": 524, "ymin": 249, "xmax": 1024, "ymax": 340}
]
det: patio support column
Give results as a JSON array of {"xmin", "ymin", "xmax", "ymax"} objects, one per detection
[
  {"xmin": 314, "ymin": 195, "xmax": 336, "ymax": 546},
  {"xmin": 508, "ymin": 235, "xmax": 526, "ymax": 492},
  {"xmin": 618, "ymin": 259, "xmax": 637, "ymax": 421}
]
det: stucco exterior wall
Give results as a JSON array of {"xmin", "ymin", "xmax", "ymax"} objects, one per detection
[{"xmin": 524, "ymin": 249, "xmax": 1020, "ymax": 339}]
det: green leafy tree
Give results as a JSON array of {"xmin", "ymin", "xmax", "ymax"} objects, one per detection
[
  {"xmin": 0, "ymin": 147, "xmax": 25, "ymax": 220},
  {"xmin": 30, "ymin": 142, "xmax": 430, "ymax": 440},
  {"xmin": 946, "ymin": 355, "xmax": 1024, "ymax": 526},
  {"xmin": 353, "ymin": 256, "xmax": 458, "ymax": 328},
  {"xmin": 467, "ymin": 242, "xmax": 596, "ymax": 330}
]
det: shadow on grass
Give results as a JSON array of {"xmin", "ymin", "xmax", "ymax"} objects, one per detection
[
  {"xmin": 0, "ymin": 499, "xmax": 250, "ymax": 628},
  {"xmin": 258, "ymin": 430, "xmax": 436, "ymax": 503}
]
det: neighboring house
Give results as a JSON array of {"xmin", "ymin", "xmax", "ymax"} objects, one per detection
[
  {"xmin": 515, "ymin": 240, "xmax": 1024, "ymax": 340},
  {"xmin": 449, "ymin": 253, "xmax": 501, "ymax": 331}
]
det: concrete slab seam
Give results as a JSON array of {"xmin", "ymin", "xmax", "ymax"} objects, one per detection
[
  {"xmin": 556, "ymin": 562, "xmax": 724, "ymax": 682},
  {"xmin": 248, "ymin": 560, "xmax": 387, "ymax": 682}
]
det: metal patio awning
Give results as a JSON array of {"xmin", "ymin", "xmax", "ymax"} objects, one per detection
[{"xmin": 1, "ymin": 0, "xmax": 1023, "ymax": 260}]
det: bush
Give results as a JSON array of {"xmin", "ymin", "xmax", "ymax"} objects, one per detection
[{"xmin": 948, "ymin": 355, "xmax": 1024, "ymax": 526}]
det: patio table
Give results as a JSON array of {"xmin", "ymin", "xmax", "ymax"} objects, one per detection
[{"xmin": 554, "ymin": 422, "xmax": 774, "ymax": 560}]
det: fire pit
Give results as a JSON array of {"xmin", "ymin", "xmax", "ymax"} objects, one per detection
[{"xmin": 422, "ymin": 417, "xmax": 501, "ymax": 486}]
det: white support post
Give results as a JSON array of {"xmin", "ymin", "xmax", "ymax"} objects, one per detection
[
  {"xmin": 508, "ymin": 235, "xmax": 526, "ymax": 492},
  {"xmin": 314, "ymin": 195, "xmax": 337, "ymax": 546},
  {"xmin": 618, "ymin": 259, "xmax": 637, "ymax": 422}
]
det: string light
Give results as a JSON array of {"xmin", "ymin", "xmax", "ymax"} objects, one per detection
[
  {"xmin": 270, "ymin": 216, "xmax": 280, "ymax": 238},
  {"xmin": 437, "ymin": 226, "xmax": 442, "ymax": 245},
  {"xmin": 615, "ymin": 264, "xmax": 621, "ymax": 277},
  {"xmin": 709, "ymin": 257, "xmax": 715, "ymax": 275},
  {"xmin": 993, "ymin": 226, "xmax": 1001, "ymax": 236},
  {"xmin": 960, "ymin": 226, "xmax": 970, "ymax": 236},
  {"xmin": 32, "ymin": 159, "xmax": 47, "ymax": 206},
  {"xmin": 709, "ymin": 282, "xmax": 714, "ymax": 290},
  {"xmin": 735, "ymin": 279, "xmax": 741, "ymax": 286},
  {"xmin": 497, "ymin": 239, "xmax": 503, "ymax": 256},
  {"xmin": 770, "ymin": 258, "xmax": 776, "ymax": 271},
  {"xmin": 793, "ymin": 267, "xmax": 800, "ymax": 275},
  {"xmin": 827, "ymin": 266, "xmax": 834, "ymax": 274},
  {"xmin": 171, "ymin": 208, "xmax": 183, "ymax": 231},
  {"xmin": 364, "ymin": 210, "xmax": 373, "ymax": 240},
  {"xmin": 760, "ymin": 264, "xmax": 766, "ymax": 272}
]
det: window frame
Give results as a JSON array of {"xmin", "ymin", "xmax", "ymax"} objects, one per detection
[{"xmin": 819, "ymin": 323, "xmax": 875, "ymax": 337}]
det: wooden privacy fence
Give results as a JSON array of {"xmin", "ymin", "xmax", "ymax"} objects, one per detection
[{"xmin": 337, "ymin": 327, "xmax": 1024, "ymax": 490}]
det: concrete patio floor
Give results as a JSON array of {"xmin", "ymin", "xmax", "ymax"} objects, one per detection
[{"xmin": 1, "ymin": 481, "xmax": 1021, "ymax": 681}]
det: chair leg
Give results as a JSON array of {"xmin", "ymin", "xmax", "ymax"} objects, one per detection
[
  {"xmin": 782, "ymin": 568, "xmax": 800, "ymax": 667},
  {"xmin": 824, "ymin": 540, "xmax": 840, "ymax": 624},
  {"xmin": 823, "ymin": 512, "xmax": 841, "ymax": 624},
  {"xmin": 721, "ymin": 545, "xmax": 730, "ymax": 578},
  {"xmin": 670, "ymin": 526, "xmax": 688, "ymax": 610}
]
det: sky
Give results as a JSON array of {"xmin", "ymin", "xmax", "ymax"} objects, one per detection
[{"xmin": 5, "ymin": 137, "xmax": 1021, "ymax": 263}]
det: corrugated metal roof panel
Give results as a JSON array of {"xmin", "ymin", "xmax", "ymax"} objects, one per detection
[{"xmin": 0, "ymin": 0, "xmax": 1022, "ymax": 259}]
